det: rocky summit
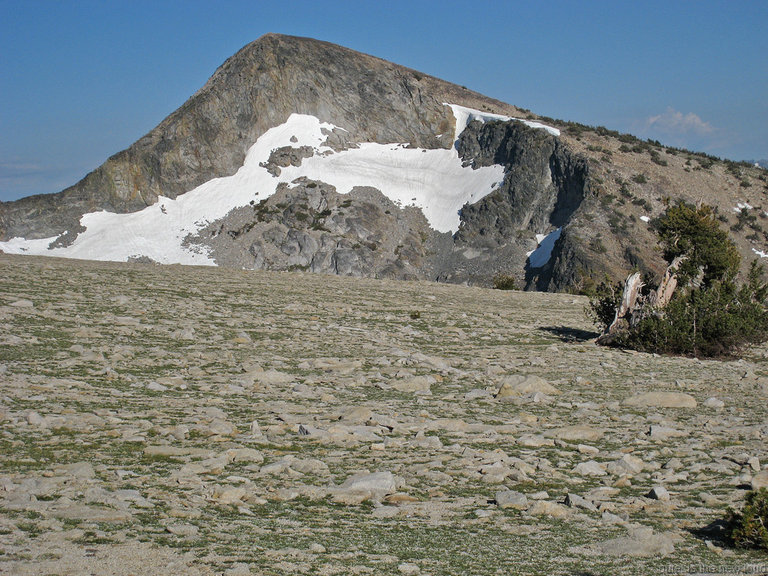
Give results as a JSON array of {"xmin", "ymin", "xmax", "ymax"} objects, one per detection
[
  {"xmin": 1, "ymin": 254, "xmax": 768, "ymax": 574},
  {"xmin": 1, "ymin": 34, "xmax": 766, "ymax": 290}
]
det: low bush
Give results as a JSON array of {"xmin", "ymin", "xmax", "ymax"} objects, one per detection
[
  {"xmin": 492, "ymin": 274, "xmax": 517, "ymax": 290},
  {"xmin": 589, "ymin": 201, "xmax": 768, "ymax": 358},
  {"xmin": 726, "ymin": 488, "xmax": 768, "ymax": 551}
]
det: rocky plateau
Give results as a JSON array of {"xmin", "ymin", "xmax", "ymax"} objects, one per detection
[{"xmin": 1, "ymin": 254, "xmax": 767, "ymax": 574}]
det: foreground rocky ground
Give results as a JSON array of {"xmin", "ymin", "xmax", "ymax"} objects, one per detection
[{"xmin": 1, "ymin": 254, "xmax": 767, "ymax": 575}]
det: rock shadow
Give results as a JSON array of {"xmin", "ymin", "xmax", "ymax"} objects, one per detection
[
  {"xmin": 539, "ymin": 325, "xmax": 599, "ymax": 343},
  {"xmin": 688, "ymin": 518, "xmax": 731, "ymax": 548}
]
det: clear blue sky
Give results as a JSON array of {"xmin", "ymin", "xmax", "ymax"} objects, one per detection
[{"xmin": 1, "ymin": 0, "xmax": 766, "ymax": 202}]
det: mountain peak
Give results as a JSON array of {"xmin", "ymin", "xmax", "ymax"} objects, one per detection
[
  {"xmin": 0, "ymin": 35, "xmax": 520, "ymax": 242},
  {"xmin": 3, "ymin": 37, "xmax": 764, "ymax": 292}
]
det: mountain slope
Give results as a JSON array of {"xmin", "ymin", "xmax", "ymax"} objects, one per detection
[
  {"xmin": 0, "ymin": 34, "xmax": 520, "ymax": 241},
  {"xmin": 1, "ymin": 34, "xmax": 766, "ymax": 290}
]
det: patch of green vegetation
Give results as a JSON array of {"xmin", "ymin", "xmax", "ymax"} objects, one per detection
[
  {"xmin": 591, "ymin": 202, "xmax": 768, "ymax": 357},
  {"xmin": 727, "ymin": 489, "xmax": 768, "ymax": 551},
  {"xmin": 492, "ymin": 274, "xmax": 517, "ymax": 290}
]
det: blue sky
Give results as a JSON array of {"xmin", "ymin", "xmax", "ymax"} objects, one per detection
[{"xmin": 1, "ymin": 0, "xmax": 766, "ymax": 202}]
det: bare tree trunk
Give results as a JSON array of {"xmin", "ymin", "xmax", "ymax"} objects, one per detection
[{"xmin": 597, "ymin": 256, "xmax": 686, "ymax": 345}]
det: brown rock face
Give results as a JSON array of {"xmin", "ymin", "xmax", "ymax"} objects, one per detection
[{"xmin": 0, "ymin": 34, "xmax": 521, "ymax": 242}]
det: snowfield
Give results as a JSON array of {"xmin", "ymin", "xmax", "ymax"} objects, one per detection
[{"xmin": 0, "ymin": 105, "xmax": 560, "ymax": 265}]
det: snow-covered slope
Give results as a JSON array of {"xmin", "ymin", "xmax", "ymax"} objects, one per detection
[{"xmin": 0, "ymin": 105, "xmax": 558, "ymax": 265}]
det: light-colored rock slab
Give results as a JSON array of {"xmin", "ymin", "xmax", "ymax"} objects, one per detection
[{"xmin": 624, "ymin": 392, "xmax": 697, "ymax": 408}]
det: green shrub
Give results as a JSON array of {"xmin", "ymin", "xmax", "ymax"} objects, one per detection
[
  {"xmin": 590, "ymin": 202, "xmax": 768, "ymax": 358},
  {"xmin": 492, "ymin": 274, "xmax": 517, "ymax": 290},
  {"xmin": 727, "ymin": 488, "xmax": 768, "ymax": 551},
  {"xmin": 586, "ymin": 279, "xmax": 623, "ymax": 331},
  {"xmin": 612, "ymin": 273, "xmax": 768, "ymax": 357},
  {"xmin": 654, "ymin": 201, "xmax": 740, "ymax": 286}
]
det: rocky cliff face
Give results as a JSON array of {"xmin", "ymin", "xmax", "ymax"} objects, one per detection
[
  {"xmin": 443, "ymin": 119, "xmax": 591, "ymax": 287},
  {"xmin": 0, "ymin": 34, "xmax": 519, "ymax": 242},
  {"xmin": 2, "ymin": 34, "xmax": 766, "ymax": 291}
]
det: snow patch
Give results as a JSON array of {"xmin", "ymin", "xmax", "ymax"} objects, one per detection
[
  {"xmin": 446, "ymin": 104, "xmax": 560, "ymax": 143},
  {"xmin": 753, "ymin": 248, "xmax": 768, "ymax": 259},
  {"xmin": 734, "ymin": 202, "xmax": 754, "ymax": 213},
  {"xmin": 640, "ymin": 215, "xmax": 651, "ymax": 223},
  {"xmin": 527, "ymin": 228, "xmax": 562, "ymax": 268},
  {"xmin": 0, "ymin": 109, "xmax": 510, "ymax": 263}
]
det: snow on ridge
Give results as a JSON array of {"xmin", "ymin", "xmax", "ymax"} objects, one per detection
[
  {"xmin": 753, "ymin": 248, "xmax": 768, "ymax": 259},
  {"xmin": 526, "ymin": 228, "xmax": 562, "ymax": 268},
  {"xmin": 0, "ymin": 109, "xmax": 509, "ymax": 263},
  {"xmin": 445, "ymin": 104, "xmax": 560, "ymax": 143}
]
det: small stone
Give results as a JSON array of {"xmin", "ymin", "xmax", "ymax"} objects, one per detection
[
  {"xmin": 27, "ymin": 411, "xmax": 47, "ymax": 427},
  {"xmin": 704, "ymin": 397, "xmax": 725, "ymax": 409},
  {"xmin": 208, "ymin": 418, "xmax": 236, "ymax": 436},
  {"xmin": 309, "ymin": 542, "xmax": 326, "ymax": 554},
  {"xmin": 601, "ymin": 511, "xmax": 626, "ymax": 525},
  {"xmin": 607, "ymin": 454, "xmax": 645, "ymax": 475},
  {"xmin": 648, "ymin": 425, "xmax": 688, "ymax": 441},
  {"xmin": 253, "ymin": 369, "xmax": 293, "ymax": 386},
  {"xmin": 339, "ymin": 406, "xmax": 374, "ymax": 423},
  {"xmin": 595, "ymin": 528, "xmax": 676, "ymax": 557},
  {"xmin": 565, "ymin": 493, "xmax": 598, "ymax": 512},
  {"xmin": 700, "ymin": 493, "xmax": 723, "ymax": 507},
  {"xmin": 398, "ymin": 563, "xmax": 420, "ymax": 575},
  {"xmin": 527, "ymin": 500, "xmax": 570, "ymax": 518},
  {"xmin": 339, "ymin": 471, "xmax": 397, "ymax": 495},
  {"xmin": 572, "ymin": 460, "xmax": 607, "ymax": 477},
  {"xmin": 384, "ymin": 493, "xmax": 419, "ymax": 505},
  {"xmin": 516, "ymin": 434, "xmax": 555, "ymax": 448},
  {"xmin": 495, "ymin": 374, "xmax": 559, "ymax": 398},
  {"xmin": 624, "ymin": 391, "xmax": 697, "ymax": 408},
  {"xmin": 705, "ymin": 540, "xmax": 723, "ymax": 555},
  {"xmin": 751, "ymin": 469, "xmax": 768, "ymax": 490},
  {"xmin": 212, "ymin": 486, "xmax": 247, "ymax": 505},
  {"xmin": 495, "ymin": 490, "xmax": 528, "ymax": 510},
  {"xmin": 647, "ymin": 486, "xmax": 670, "ymax": 501},
  {"xmin": 166, "ymin": 522, "xmax": 199, "ymax": 538},
  {"xmin": 393, "ymin": 375, "xmax": 433, "ymax": 393},
  {"xmin": 224, "ymin": 563, "xmax": 252, "ymax": 576},
  {"xmin": 544, "ymin": 425, "xmax": 603, "ymax": 442},
  {"xmin": 58, "ymin": 461, "xmax": 95, "ymax": 479}
]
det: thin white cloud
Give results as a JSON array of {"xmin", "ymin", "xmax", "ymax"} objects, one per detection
[{"xmin": 645, "ymin": 107, "xmax": 713, "ymax": 136}]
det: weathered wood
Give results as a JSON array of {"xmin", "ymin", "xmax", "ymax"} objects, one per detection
[{"xmin": 598, "ymin": 256, "xmax": 686, "ymax": 344}]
